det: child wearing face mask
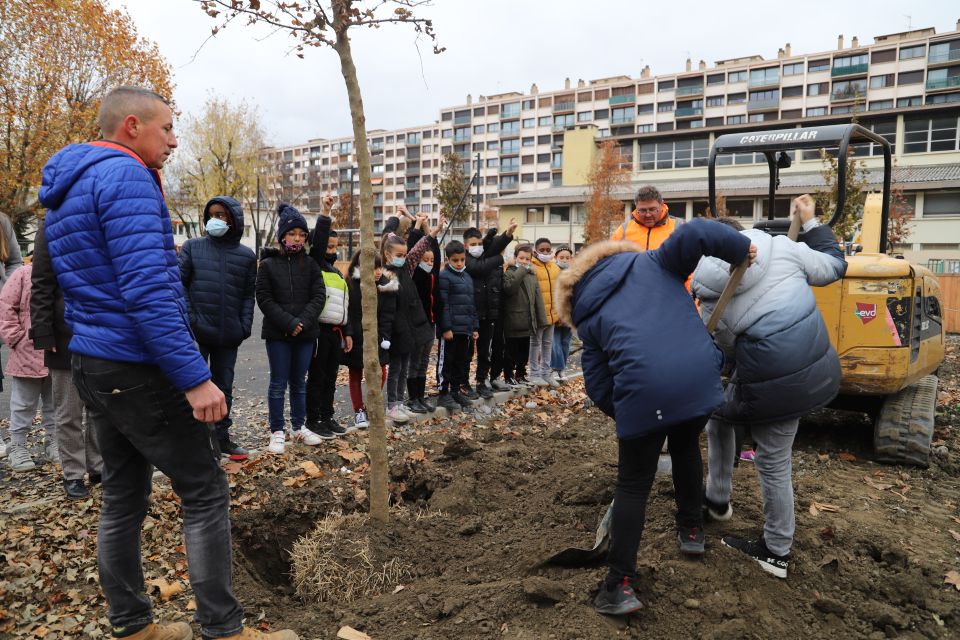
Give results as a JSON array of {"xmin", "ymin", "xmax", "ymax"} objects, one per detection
[
  {"xmin": 550, "ymin": 245, "xmax": 574, "ymax": 382},
  {"xmin": 529, "ymin": 238, "xmax": 562, "ymax": 388},
  {"xmin": 178, "ymin": 196, "xmax": 257, "ymax": 461},
  {"xmin": 501, "ymin": 244, "xmax": 548, "ymax": 387},
  {"xmin": 381, "ymin": 214, "xmax": 437, "ymax": 424},
  {"xmin": 342, "ymin": 252, "xmax": 397, "ymax": 430},
  {"xmin": 256, "ymin": 204, "xmax": 327, "ymax": 454},
  {"xmin": 409, "ymin": 215, "xmax": 446, "ymax": 413},
  {"xmin": 437, "ymin": 241, "xmax": 479, "ymax": 412}
]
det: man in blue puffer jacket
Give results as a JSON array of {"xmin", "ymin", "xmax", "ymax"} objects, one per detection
[
  {"xmin": 39, "ymin": 87, "xmax": 297, "ymax": 640},
  {"xmin": 555, "ymin": 219, "xmax": 755, "ymax": 616},
  {"xmin": 179, "ymin": 196, "xmax": 257, "ymax": 461},
  {"xmin": 692, "ymin": 194, "xmax": 847, "ymax": 580}
]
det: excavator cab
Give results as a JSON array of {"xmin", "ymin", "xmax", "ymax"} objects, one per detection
[{"xmin": 708, "ymin": 124, "xmax": 945, "ymax": 466}]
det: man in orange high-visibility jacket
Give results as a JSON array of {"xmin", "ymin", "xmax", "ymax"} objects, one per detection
[{"xmin": 611, "ymin": 185, "xmax": 681, "ymax": 250}]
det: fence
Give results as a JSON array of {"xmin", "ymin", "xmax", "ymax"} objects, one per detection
[
  {"xmin": 940, "ymin": 274, "xmax": 960, "ymax": 334},
  {"xmin": 927, "ymin": 259, "xmax": 960, "ymax": 275}
]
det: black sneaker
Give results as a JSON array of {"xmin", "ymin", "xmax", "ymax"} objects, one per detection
[
  {"xmin": 703, "ymin": 495, "xmax": 733, "ymax": 522},
  {"xmin": 405, "ymin": 399, "xmax": 429, "ymax": 414},
  {"xmin": 437, "ymin": 393, "xmax": 461, "ymax": 412},
  {"xmin": 219, "ymin": 439, "xmax": 249, "ymax": 461},
  {"xmin": 516, "ymin": 376, "xmax": 532, "ymax": 387},
  {"xmin": 323, "ymin": 417, "xmax": 352, "ymax": 436},
  {"xmin": 503, "ymin": 377, "xmax": 520, "ymax": 388},
  {"xmin": 64, "ymin": 479, "xmax": 89, "ymax": 500},
  {"xmin": 490, "ymin": 380, "xmax": 511, "ymax": 392},
  {"xmin": 460, "ymin": 385, "xmax": 480, "ymax": 400},
  {"xmin": 421, "ymin": 396, "xmax": 437, "ymax": 412},
  {"xmin": 477, "ymin": 381, "xmax": 494, "ymax": 399},
  {"xmin": 593, "ymin": 577, "xmax": 643, "ymax": 616},
  {"xmin": 678, "ymin": 525, "xmax": 705, "ymax": 556},
  {"xmin": 452, "ymin": 391, "xmax": 473, "ymax": 408},
  {"xmin": 88, "ymin": 472, "xmax": 102, "ymax": 485},
  {"xmin": 721, "ymin": 536, "xmax": 790, "ymax": 579}
]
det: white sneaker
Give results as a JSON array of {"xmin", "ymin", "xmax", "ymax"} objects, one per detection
[
  {"xmin": 386, "ymin": 405, "xmax": 409, "ymax": 424},
  {"xmin": 553, "ymin": 369, "xmax": 566, "ymax": 382},
  {"xmin": 7, "ymin": 444, "xmax": 36, "ymax": 471},
  {"xmin": 529, "ymin": 376, "xmax": 550, "ymax": 387},
  {"xmin": 354, "ymin": 410, "xmax": 369, "ymax": 429},
  {"xmin": 399, "ymin": 404, "xmax": 418, "ymax": 420},
  {"xmin": 45, "ymin": 441, "xmax": 61, "ymax": 465},
  {"xmin": 292, "ymin": 427, "xmax": 328, "ymax": 445},
  {"xmin": 0, "ymin": 441, "xmax": 6, "ymax": 459},
  {"xmin": 267, "ymin": 431, "xmax": 286, "ymax": 455}
]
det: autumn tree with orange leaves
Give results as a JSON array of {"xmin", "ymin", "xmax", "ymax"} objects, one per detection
[
  {"xmin": 583, "ymin": 140, "xmax": 630, "ymax": 244},
  {"xmin": 0, "ymin": 0, "xmax": 173, "ymax": 237}
]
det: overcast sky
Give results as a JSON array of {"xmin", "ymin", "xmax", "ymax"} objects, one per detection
[{"xmin": 109, "ymin": 0, "xmax": 958, "ymax": 147}]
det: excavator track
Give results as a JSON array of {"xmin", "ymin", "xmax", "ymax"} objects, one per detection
[{"xmin": 873, "ymin": 375, "xmax": 938, "ymax": 468}]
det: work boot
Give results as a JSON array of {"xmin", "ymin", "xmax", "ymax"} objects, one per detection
[
  {"xmin": 219, "ymin": 627, "xmax": 299, "ymax": 639},
  {"xmin": 593, "ymin": 576, "xmax": 643, "ymax": 616},
  {"xmin": 121, "ymin": 622, "xmax": 192, "ymax": 640}
]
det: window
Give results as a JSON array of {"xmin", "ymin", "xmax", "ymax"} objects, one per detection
[
  {"xmin": 856, "ymin": 120, "xmax": 896, "ymax": 156},
  {"xmin": 594, "ymin": 88, "xmax": 610, "ymax": 100},
  {"xmin": 898, "ymin": 70, "xmax": 924, "ymax": 86},
  {"xmin": 577, "ymin": 111, "xmax": 592, "ymax": 122},
  {"xmin": 441, "ymin": 111, "xmax": 452, "ymax": 121},
  {"xmin": 927, "ymin": 92, "xmax": 960, "ymax": 105},
  {"xmin": 728, "ymin": 70, "xmax": 747, "ymax": 83},
  {"xmin": 727, "ymin": 92, "xmax": 746, "ymax": 104},
  {"xmin": 637, "ymin": 124, "xmax": 653, "ymax": 133},
  {"xmin": 538, "ymin": 115, "xmax": 553, "ymax": 126},
  {"xmin": 525, "ymin": 207, "xmax": 544, "ymax": 223},
  {"xmin": 781, "ymin": 109, "xmax": 802, "ymax": 119},
  {"xmin": 499, "ymin": 158, "xmax": 520, "ymax": 172},
  {"xmin": 656, "ymin": 102, "xmax": 674, "ymax": 113},
  {"xmin": 612, "ymin": 106, "xmax": 635, "ymax": 124},
  {"xmin": 833, "ymin": 53, "xmax": 868, "ymax": 69},
  {"xmin": 659, "ymin": 79, "xmax": 675, "ymax": 91},
  {"xmin": 594, "ymin": 108, "xmax": 609, "ymax": 119},
  {"xmin": 899, "ymin": 45, "xmax": 925, "ymax": 60},
  {"xmin": 749, "ymin": 113, "xmax": 768, "ymax": 122},
  {"xmin": 808, "ymin": 58, "xmax": 830, "ymax": 72},
  {"xmin": 706, "ymin": 96, "xmax": 724, "ymax": 107},
  {"xmin": 441, "ymin": 129, "xmax": 453, "ymax": 139},
  {"xmin": 473, "ymin": 125, "xmax": 484, "ymax": 134},
  {"xmin": 904, "ymin": 116, "xmax": 960, "ymax": 154},
  {"xmin": 577, "ymin": 91, "xmax": 592, "ymax": 102},
  {"xmin": 749, "ymin": 67, "xmax": 780, "ymax": 86},
  {"xmin": 637, "ymin": 103, "xmax": 653, "ymax": 114},
  {"xmin": 485, "ymin": 158, "xmax": 497, "ymax": 168},
  {"xmin": 783, "ymin": 62, "xmax": 804, "ymax": 76},
  {"xmin": 537, "ymin": 135, "xmax": 551, "ymax": 145},
  {"xmin": 486, "ymin": 140, "xmax": 499, "ymax": 151},
  {"xmin": 486, "ymin": 105, "xmax": 499, "ymax": 115},
  {"xmin": 727, "ymin": 114, "xmax": 746, "ymax": 124},
  {"xmin": 536, "ymin": 153, "xmax": 550, "ymax": 163},
  {"xmin": 897, "ymin": 96, "xmax": 922, "ymax": 108},
  {"xmin": 869, "ymin": 100, "xmax": 894, "ymax": 111},
  {"xmin": 781, "ymin": 85, "xmax": 803, "ymax": 98},
  {"xmin": 707, "ymin": 73, "xmax": 725, "ymax": 85},
  {"xmin": 832, "ymin": 78, "xmax": 867, "ymax": 100},
  {"xmin": 657, "ymin": 122, "xmax": 674, "ymax": 132},
  {"xmin": 487, "ymin": 122, "xmax": 500, "ymax": 133},
  {"xmin": 923, "ymin": 192, "xmax": 960, "ymax": 217},
  {"xmin": 832, "ymin": 106, "xmax": 853, "ymax": 115},
  {"xmin": 638, "ymin": 138, "xmax": 708, "ymax": 170},
  {"xmin": 549, "ymin": 206, "xmax": 570, "ymax": 224},
  {"xmin": 473, "ymin": 107, "xmax": 484, "ymax": 117},
  {"xmin": 706, "ymin": 117, "xmax": 724, "ymax": 127},
  {"xmin": 501, "ymin": 139, "xmax": 520, "ymax": 154},
  {"xmin": 807, "ymin": 107, "xmax": 827, "ymax": 117},
  {"xmin": 501, "ymin": 120, "xmax": 520, "ymax": 134},
  {"xmin": 522, "ymin": 136, "xmax": 535, "ymax": 147},
  {"xmin": 472, "ymin": 142, "xmax": 482, "ymax": 152},
  {"xmin": 521, "ymin": 173, "xmax": 534, "ymax": 183},
  {"xmin": 807, "ymin": 82, "xmax": 829, "ymax": 96},
  {"xmin": 749, "ymin": 89, "xmax": 778, "ymax": 103},
  {"xmin": 537, "ymin": 172, "xmax": 551, "ymax": 182},
  {"xmin": 522, "ymin": 118, "xmax": 535, "ymax": 128},
  {"xmin": 869, "ymin": 74, "xmax": 895, "ymax": 89},
  {"xmin": 522, "ymin": 99, "xmax": 535, "ymax": 110},
  {"xmin": 871, "ymin": 48, "xmax": 897, "ymax": 64},
  {"xmin": 501, "ymin": 102, "xmax": 521, "ymax": 118}
]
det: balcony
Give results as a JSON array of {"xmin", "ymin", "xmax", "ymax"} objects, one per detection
[
  {"xmin": 405, "ymin": 165, "xmax": 420, "ymax": 176},
  {"xmin": 929, "ymin": 49, "xmax": 960, "ymax": 65},
  {"xmin": 498, "ymin": 127, "xmax": 521, "ymax": 138},
  {"xmin": 498, "ymin": 183, "xmax": 519, "ymax": 194},
  {"xmin": 748, "ymin": 75, "xmax": 779, "ymax": 89},
  {"xmin": 552, "ymin": 101, "xmax": 575, "ymax": 113},
  {"xmin": 830, "ymin": 87, "xmax": 866, "ymax": 102},
  {"xmin": 610, "ymin": 115, "xmax": 635, "ymax": 125},
  {"xmin": 675, "ymin": 106, "xmax": 703, "ymax": 118},
  {"xmin": 453, "ymin": 114, "xmax": 471, "ymax": 125},
  {"xmin": 453, "ymin": 133, "xmax": 471, "ymax": 143},
  {"xmin": 551, "ymin": 122, "xmax": 570, "ymax": 132},
  {"xmin": 404, "ymin": 195, "xmax": 420, "ymax": 204},
  {"xmin": 498, "ymin": 165, "xmax": 520, "ymax": 174},
  {"xmin": 831, "ymin": 63, "xmax": 869, "ymax": 77},
  {"xmin": 675, "ymin": 85, "xmax": 704, "ymax": 97},
  {"xmin": 404, "ymin": 182, "xmax": 420, "ymax": 190},
  {"xmin": 747, "ymin": 97, "xmax": 780, "ymax": 111},
  {"xmin": 405, "ymin": 137, "xmax": 420, "ymax": 146},
  {"xmin": 499, "ymin": 109, "xmax": 521, "ymax": 120},
  {"xmin": 608, "ymin": 94, "xmax": 636, "ymax": 106},
  {"xmin": 927, "ymin": 76, "xmax": 960, "ymax": 91},
  {"xmin": 499, "ymin": 146, "xmax": 520, "ymax": 157},
  {"xmin": 550, "ymin": 159, "xmax": 563, "ymax": 169}
]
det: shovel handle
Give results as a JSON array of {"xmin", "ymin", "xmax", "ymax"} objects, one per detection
[{"xmin": 706, "ymin": 259, "xmax": 749, "ymax": 335}]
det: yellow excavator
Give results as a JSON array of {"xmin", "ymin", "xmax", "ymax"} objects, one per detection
[{"xmin": 709, "ymin": 124, "xmax": 944, "ymax": 467}]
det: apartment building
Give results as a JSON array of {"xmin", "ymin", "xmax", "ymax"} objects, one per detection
[{"xmin": 260, "ymin": 19, "xmax": 960, "ymax": 264}]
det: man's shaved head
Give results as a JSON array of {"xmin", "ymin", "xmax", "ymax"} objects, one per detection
[{"xmin": 98, "ymin": 86, "xmax": 169, "ymax": 137}]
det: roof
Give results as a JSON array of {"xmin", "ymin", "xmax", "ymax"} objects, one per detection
[{"xmin": 492, "ymin": 164, "xmax": 960, "ymax": 207}]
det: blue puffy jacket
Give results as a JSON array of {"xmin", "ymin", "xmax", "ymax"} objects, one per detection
[
  {"xmin": 39, "ymin": 142, "xmax": 210, "ymax": 391},
  {"xmin": 554, "ymin": 219, "xmax": 751, "ymax": 440},
  {"xmin": 179, "ymin": 197, "xmax": 257, "ymax": 348},
  {"xmin": 439, "ymin": 266, "xmax": 478, "ymax": 336}
]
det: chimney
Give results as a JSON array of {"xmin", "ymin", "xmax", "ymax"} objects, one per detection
[
  {"xmin": 785, "ymin": 42, "xmax": 792, "ymax": 57},
  {"xmin": 685, "ymin": 58, "xmax": 692, "ymax": 72},
  {"xmin": 466, "ymin": 94, "xmax": 472, "ymax": 105},
  {"xmin": 851, "ymin": 36, "xmax": 859, "ymax": 48},
  {"xmin": 564, "ymin": 77, "xmax": 571, "ymax": 90},
  {"xmin": 530, "ymin": 83, "xmax": 538, "ymax": 94},
  {"xmin": 641, "ymin": 65, "xmax": 650, "ymax": 78},
  {"xmin": 577, "ymin": 79, "xmax": 585, "ymax": 88},
  {"xmin": 699, "ymin": 59, "xmax": 706, "ymax": 71},
  {"xmin": 956, "ymin": 18, "xmax": 960, "ymax": 31},
  {"xmin": 837, "ymin": 34, "xmax": 844, "ymax": 49},
  {"xmin": 777, "ymin": 47, "xmax": 785, "ymax": 59}
]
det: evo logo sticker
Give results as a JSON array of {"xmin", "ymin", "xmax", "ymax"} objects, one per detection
[{"xmin": 855, "ymin": 302, "xmax": 877, "ymax": 324}]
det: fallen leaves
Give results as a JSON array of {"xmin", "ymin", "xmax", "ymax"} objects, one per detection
[
  {"xmin": 338, "ymin": 626, "xmax": 373, "ymax": 640},
  {"xmin": 147, "ymin": 578, "xmax": 184, "ymax": 601},
  {"xmin": 837, "ymin": 452, "xmax": 858, "ymax": 462},
  {"xmin": 944, "ymin": 571, "xmax": 960, "ymax": 591},
  {"xmin": 300, "ymin": 461, "xmax": 325, "ymax": 478},
  {"xmin": 809, "ymin": 502, "xmax": 841, "ymax": 516}
]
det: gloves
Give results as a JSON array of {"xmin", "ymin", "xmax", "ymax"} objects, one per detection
[{"xmin": 380, "ymin": 339, "xmax": 391, "ymax": 350}]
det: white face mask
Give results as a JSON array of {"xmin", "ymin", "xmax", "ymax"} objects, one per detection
[
  {"xmin": 467, "ymin": 245, "xmax": 484, "ymax": 258},
  {"xmin": 537, "ymin": 252, "xmax": 553, "ymax": 262}
]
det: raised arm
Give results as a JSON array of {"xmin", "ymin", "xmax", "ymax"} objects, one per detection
[{"xmin": 655, "ymin": 219, "xmax": 752, "ymax": 281}]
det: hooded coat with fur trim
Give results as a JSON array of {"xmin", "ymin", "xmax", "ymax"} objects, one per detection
[
  {"xmin": 555, "ymin": 219, "xmax": 751, "ymax": 440},
  {"xmin": 691, "ymin": 224, "xmax": 846, "ymax": 424}
]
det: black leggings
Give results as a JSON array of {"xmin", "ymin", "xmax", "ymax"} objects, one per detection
[{"xmin": 606, "ymin": 415, "xmax": 708, "ymax": 583}]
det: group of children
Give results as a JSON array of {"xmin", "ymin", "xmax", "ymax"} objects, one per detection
[{"xmin": 251, "ymin": 200, "xmax": 578, "ymax": 452}]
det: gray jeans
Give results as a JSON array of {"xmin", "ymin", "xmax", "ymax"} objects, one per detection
[
  {"xmin": 528, "ymin": 324, "xmax": 554, "ymax": 379},
  {"xmin": 8, "ymin": 376, "xmax": 54, "ymax": 446},
  {"xmin": 706, "ymin": 417, "xmax": 799, "ymax": 556},
  {"xmin": 51, "ymin": 368, "xmax": 102, "ymax": 481}
]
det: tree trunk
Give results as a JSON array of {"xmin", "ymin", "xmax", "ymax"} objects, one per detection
[{"xmin": 333, "ymin": 1, "xmax": 389, "ymax": 524}]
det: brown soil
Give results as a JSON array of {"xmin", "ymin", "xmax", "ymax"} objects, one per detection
[{"xmin": 229, "ymin": 341, "xmax": 960, "ymax": 640}]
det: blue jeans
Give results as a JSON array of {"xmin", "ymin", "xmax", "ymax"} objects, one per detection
[
  {"xmin": 265, "ymin": 340, "xmax": 314, "ymax": 432},
  {"xmin": 550, "ymin": 325, "xmax": 572, "ymax": 372},
  {"xmin": 198, "ymin": 344, "xmax": 238, "ymax": 441},
  {"xmin": 71, "ymin": 354, "xmax": 243, "ymax": 638}
]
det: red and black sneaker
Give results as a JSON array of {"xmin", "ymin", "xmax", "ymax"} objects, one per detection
[
  {"xmin": 219, "ymin": 439, "xmax": 249, "ymax": 462},
  {"xmin": 678, "ymin": 525, "xmax": 706, "ymax": 556},
  {"xmin": 593, "ymin": 576, "xmax": 643, "ymax": 616}
]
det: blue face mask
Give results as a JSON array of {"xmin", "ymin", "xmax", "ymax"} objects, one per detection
[
  {"xmin": 391, "ymin": 256, "xmax": 406, "ymax": 268},
  {"xmin": 448, "ymin": 264, "xmax": 466, "ymax": 273},
  {"xmin": 205, "ymin": 218, "xmax": 230, "ymax": 238},
  {"xmin": 419, "ymin": 262, "xmax": 433, "ymax": 273}
]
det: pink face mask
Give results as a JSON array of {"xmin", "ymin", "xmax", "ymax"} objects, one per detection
[{"xmin": 282, "ymin": 239, "xmax": 304, "ymax": 253}]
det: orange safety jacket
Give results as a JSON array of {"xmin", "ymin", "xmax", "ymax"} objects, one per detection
[{"xmin": 612, "ymin": 203, "xmax": 694, "ymax": 293}]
